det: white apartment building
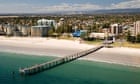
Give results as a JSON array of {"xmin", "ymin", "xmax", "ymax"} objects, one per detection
[
  {"xmin": 134, "ymin": 21, "xmax": 140, "ymax": 36},
  {"xmin": 110, "ymin": 24, "xmax": 123, "ymax": 36}
]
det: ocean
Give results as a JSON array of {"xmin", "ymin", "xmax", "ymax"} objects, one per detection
[{"xmin": 0, "ymin": 52, "xmax": 140, "ymax": 84}]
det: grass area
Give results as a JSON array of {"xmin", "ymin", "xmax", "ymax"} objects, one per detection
[
  {"xmin": 113, "ymin": 42, "xmax": 140, "ymax": 48},
  {"xmin": 58, "ymin": 36, "xmax": 76, "ymax": 40},
  {"xmin": 56, "ymin": 36, "xmax": 140, "ymax": 48},
  {"xmin": 58, "ymin": 36, "xmax": 103, "ymax": 45},
  {"xmin": 84, "ymin": 40, "xmax": 103, "ymax": 45},
  {"xmin": 84, "ymin": 40, "xmax": 140, "ymax": 48}
]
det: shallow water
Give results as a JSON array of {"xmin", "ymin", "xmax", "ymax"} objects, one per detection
[{"xmin": 0, "ymin": 52, "xmax": 140, "ymax": 84}]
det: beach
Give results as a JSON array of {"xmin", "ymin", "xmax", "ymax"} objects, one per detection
[{"xmin": 0, "ymin": 36, "xmax": 140, "ymax": 67}]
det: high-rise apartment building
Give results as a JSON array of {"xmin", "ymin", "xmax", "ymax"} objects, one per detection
[
  {"xmin": 110, "ymin": 24, "xmax": 123, "ymax": 36},
  {"xmin": 134, "ymin": 21, "xmax": 140, "ymax": 36}
]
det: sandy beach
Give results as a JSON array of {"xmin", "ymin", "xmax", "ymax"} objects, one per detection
[{"xmin": 0, "ymin": 36, "xmax": 140, "ymax": 67}]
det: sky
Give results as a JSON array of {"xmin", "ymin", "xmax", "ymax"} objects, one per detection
[{"xmin": 0, "ymin": 0, "xmax": 140, "ymax": 13}]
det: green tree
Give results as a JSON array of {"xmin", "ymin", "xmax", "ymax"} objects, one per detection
[
  {"xmin": 50, "ymin": 21, "xmax": 55, "ymax": 32},
  {"xmin": 136, "ymin": 34, "xmax": 140, "ymax": 43},
  {"xmin": 127, "ymin": 31, "xmax": 131, "ymax": 42},
  {"xmin": 92, "ymin": 24, "xmax": 99, "ymax": 32},
  {"xmin": 127, "ymin": 31, "xmax": 136, "ymax": 43},
  {"xmin": 48, "ymin": 29, "xmax": 54, "ymax": 36},
  {"xmin": 56, "ymin": 25, "xmax": 63, "ymax": 34},
  {"xmin": 67, "ymin": 24, "xmax": 73, "ymax": 33},
  {"xmin": 102, "ymin": 23, "xmax": 110, "ymax": 28}
]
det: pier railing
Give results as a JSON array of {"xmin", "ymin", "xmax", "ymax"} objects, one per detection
[{"xmin": 19, "ymin": 45, "xmax": 104, "ymax": 75}]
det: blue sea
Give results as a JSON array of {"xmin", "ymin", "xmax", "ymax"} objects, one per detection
[{"xmin": 0, "ymin": 52, "xmax": 140, "ymax": 84}]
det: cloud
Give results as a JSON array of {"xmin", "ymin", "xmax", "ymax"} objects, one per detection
[
  {"xmin": 0, "ymin": 3, "xmax": 35, "ymax": 13},
  {"xmin": 0, "ymin": 3, "xmax": 102, "ymax": 13},
  {"xmin": 33, "ymin": 3, "xmax": 102, "ymax": 13},
  {"xmin": 110, "ymin": 0, "xmax": 140, "ymax": 9},
  {"xmin": 0, "ymin": 1, "xmax": 140, "ymax": 13}
]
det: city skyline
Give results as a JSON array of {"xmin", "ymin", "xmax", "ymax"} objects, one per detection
[{"xmin": 0, "ymin": 0, "xmax": 140, "ymax": 13}]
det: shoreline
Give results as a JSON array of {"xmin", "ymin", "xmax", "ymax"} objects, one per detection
[
  {"xmin": 1, "ymin": 50, "xmax": 140, "ymax": 68},
  {"xmin": 0, "ymin": 36, "xmax": 140, "ymax": 68},
  {"xmin": 79, "ymin": 58, "xmax": 140, "ymax": 68}
]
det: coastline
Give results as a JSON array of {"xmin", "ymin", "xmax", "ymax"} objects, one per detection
[
  {"xmin": 81, "ymin": 47, "xmax": 140, "ymax": 67},
  {"xmin": 0, "ymin": 36, "xmax": 140, "ymax": 67}
]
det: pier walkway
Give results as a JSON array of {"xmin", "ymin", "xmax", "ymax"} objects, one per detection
[{"xmin": 19, "ymin": 45, "xmax": 104, "ymax": 75}]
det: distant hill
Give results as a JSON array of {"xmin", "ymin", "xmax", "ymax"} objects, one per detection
[
  {"xmin": 0, "ymin": 8, "xmax": 140, "ymax": 16},
  {"xmin": 89, "ymin": 8, "xmax": 140, "ymax": 14},
  {"xmin": 56, "ymin": 8, "xmax": 140, "ymax": 15}
]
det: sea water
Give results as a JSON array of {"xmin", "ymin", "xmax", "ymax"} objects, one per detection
[{"xmin": 0, "ymin": 52, "xmax": 140, "ymax": 84}]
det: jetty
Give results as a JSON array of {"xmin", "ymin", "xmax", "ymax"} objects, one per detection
[{"xmin": 19, "ymin": 45, "xmax": 104, "ymax": 75}]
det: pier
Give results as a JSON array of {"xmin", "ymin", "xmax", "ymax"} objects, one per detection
[{"xmin": 19, "ymin": 45, "xmax": 104, "ymax": 75}]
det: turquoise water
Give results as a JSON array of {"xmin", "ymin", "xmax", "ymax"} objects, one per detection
[{"xmin": 1, "ymin": 52, "xmax": 140, "ymax": 84}]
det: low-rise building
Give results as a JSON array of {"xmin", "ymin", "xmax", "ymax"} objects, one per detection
[{"xmin": 89, "ymin": 32, "xmax": 114, "ymax": 40}]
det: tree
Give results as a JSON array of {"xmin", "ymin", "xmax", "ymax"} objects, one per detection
[
  {"xmin": 67, "ymin": 24, "xmax": 73, "ymax": 33},
  {"xmin": 92, "ymin": 24, "xmax": 99, "ymax": 32},
  {"xmin": 127, "ymin": 31, "xmax": 136, "ymax": 43},
  {"xmin": 50, "ymin": 21, "xmax": 55, "ymax": 32},
  {"xmin": 56, "ymin": 25, "xmax": 63, "ymax": 34},
  {"xmin": 102, "ymin": 23, "xmax": 110, "ymax": 28},
  {"xmin": 48, "ymin": 29, "xmax": 54, "ymax": 36},
  {"xmin": 136, "ymin": 34, "xmax": 140, "ymax": 43},
  {"xmin": 126, "ymin": 31, "xmax": 131, "ymax": 42}
]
